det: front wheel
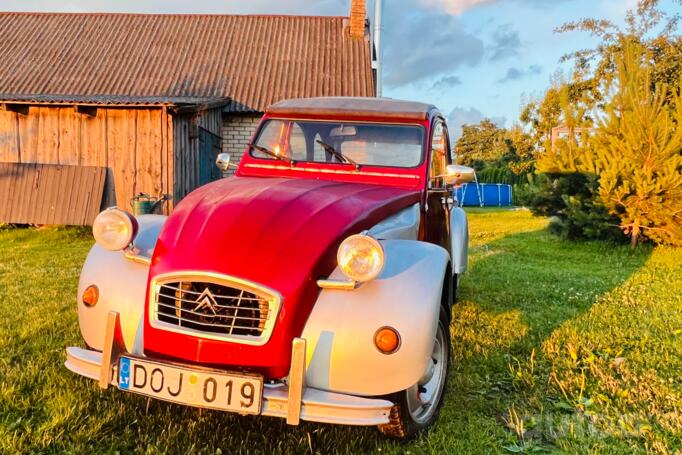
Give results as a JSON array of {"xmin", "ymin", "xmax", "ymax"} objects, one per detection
[{"xmin": 377, "ymin": 308, "xmax": 450, "ymax": 439}]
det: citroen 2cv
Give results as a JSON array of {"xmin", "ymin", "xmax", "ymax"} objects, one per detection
[{"xmin": 65, "ymin": 97, "xmax": 474, "ymax": 438}]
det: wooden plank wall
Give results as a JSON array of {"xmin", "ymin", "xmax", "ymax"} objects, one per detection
[
  {"xmin": 0, "ymin": 105, "xmax": 174, "ymax": 219},
  {"xmin": 0, "ymin": 162, "xmax": 105, "ymax": 225},
  {"xmin": 173, "ymin": 107, "xmax": 223, "ymax": 202}
]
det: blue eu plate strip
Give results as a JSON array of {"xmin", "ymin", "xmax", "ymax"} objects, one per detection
[{"xmin": 119, "ymin": 357, "xmax": 131, "ymax": 390}]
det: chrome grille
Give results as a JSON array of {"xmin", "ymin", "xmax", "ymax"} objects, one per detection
[{"xmin": 150, "ymin": 274, "xmax": 279, "ymax": 344}]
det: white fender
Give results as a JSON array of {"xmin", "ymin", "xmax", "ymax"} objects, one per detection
[
  {"xmin": 77, "ymin": 215, "xmax": 166, "ymax": 354},
  {"xmin": 450, "ymin": 206, "xmax": 468, "ymax": 274},
  {"xmin": 368, "ymin": 203, "xmax": 420, "ymax": 240},
  {"xmin": 302, "ymin": 239, "xmax": 449, "ymax": 397}
]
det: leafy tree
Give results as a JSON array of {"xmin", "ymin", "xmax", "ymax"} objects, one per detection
[
  {"xmin": 455, "ymin": 120, "xmax": 535, "ymax": 186},
  {"xmin": 456, "ymin": 119, "xmax": 510, "ymax": 170},
  {"xmin": 557, "ymin": 0, "xmax": 682, "ymax": 101}
]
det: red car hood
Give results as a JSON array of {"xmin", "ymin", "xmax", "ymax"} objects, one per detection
[{"xmin": 144, "ymin": 176, "xmax": 420, "ymax": 377}]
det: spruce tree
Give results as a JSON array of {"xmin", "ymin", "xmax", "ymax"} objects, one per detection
[{"xmin": 593, "ymin": 41, "xmax": 682, "ymax": 247}]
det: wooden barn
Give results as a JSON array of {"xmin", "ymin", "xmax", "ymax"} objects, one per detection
[{"xmin": 0, "ymin": 4, "xmax": 375, "ymax": 224}]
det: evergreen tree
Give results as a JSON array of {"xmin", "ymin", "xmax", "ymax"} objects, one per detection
[{"xmin": 593, "ymin": 41, "xmax": 682, "ymax": 247}]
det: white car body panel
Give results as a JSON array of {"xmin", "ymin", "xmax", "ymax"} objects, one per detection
[
  {"xmin": 77, "ymin": 206, "xmax": 464, "ymax": 398},
  {"xmin": 77, "ymin": 215, "xmax": 165, "ymax": 353},
  {"xmin": 302, "ymin": 239, "xmax": 449, "ymax": 396},
  {"xmin": 368, "ymin": 203, "xmax": 420, "ymax": 240}
]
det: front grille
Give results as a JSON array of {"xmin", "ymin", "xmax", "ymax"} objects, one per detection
[{"xmin": 150, "ymin": 274, "xmax": 279, "ymax": 344}]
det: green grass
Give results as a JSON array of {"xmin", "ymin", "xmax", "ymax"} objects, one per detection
[{"xmin": 0, "ymin": 210, "xmax": 680, "ymax": 454}]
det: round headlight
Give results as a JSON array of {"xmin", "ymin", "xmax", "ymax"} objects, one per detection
[
  {"xmin": 337, "ymin": 234, "xmax": 385, "ymax": 282},
  {"xmin": 92, "ymin": 208, "xmax": 138, "ymax": 251}
]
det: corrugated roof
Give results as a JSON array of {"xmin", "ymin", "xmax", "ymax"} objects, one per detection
[{"xmin": 0, "ymin": 13, "xmax": 375, "ymax": 112}]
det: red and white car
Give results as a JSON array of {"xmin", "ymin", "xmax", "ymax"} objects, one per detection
[{"xmin": 65, "ymin": 97, "xmax": 474, "ymax": 438}]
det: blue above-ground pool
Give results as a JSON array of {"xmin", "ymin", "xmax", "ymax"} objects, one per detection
[{"xmin": 454, "ymin": 183, "xmax": 513, "ymax": 207}]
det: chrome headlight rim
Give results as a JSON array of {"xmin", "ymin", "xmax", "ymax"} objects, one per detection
[
  {"xmin": 336, "ymin": 233, "xmax": 385, "ymax": 283},
  {"xmin": 92, "ymin": 207, "xmax": 138, "ymax": 251}
]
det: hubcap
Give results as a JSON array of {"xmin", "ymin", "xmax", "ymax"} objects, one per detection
[{"xmin": 406, "ymin": 322, "xmax": 448, "ymax": 424}]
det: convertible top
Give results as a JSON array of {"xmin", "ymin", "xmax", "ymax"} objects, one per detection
[{"xmin": 266, "ymin": 97, "xmax": 438, "ymax": 121}]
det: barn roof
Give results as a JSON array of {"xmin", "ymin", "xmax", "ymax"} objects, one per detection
[{"xmin": 0, "ymin": 13, "xmax": 375, "ymax": 113}]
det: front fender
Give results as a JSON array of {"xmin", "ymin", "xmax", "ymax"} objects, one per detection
[
  {"xmin": 451, "ymin": 206, "xmax": 469, "ymax": 274},
  {"xmin": 302, "ymin": 239, "xmax": 449, "ymax": 397},
  {"xmin": 77, "ymin": 215, "xmax": 165, "ymax": 353}
]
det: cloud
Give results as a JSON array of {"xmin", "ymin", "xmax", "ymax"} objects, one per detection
[
  {"xmin": 431, "ymin": 75, "xmax": 463, "ymax": 90},
  {"xmin": 0, "ymin": 0, "xmax": 345, "ymax": 14},
  {"xmin": 383, "ymin": 3, "xmax": 484, "ymax": 87},
  {"xmin": 417, "ymin": 0, "xmax": 496, "ymax": 15},
  {"xmin": 489, "ymin": 24, "xmax": 522, "ymax": 61},
  {"xmin": 447, "ymin": 107, "xmax": 506, "ymax": 142},
  {"xmin": 497, "ymin": 64, "xmax": 542, "ymax": 83}
]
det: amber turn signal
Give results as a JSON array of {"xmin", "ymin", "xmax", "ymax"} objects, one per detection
[
  {"xmin": 82, "ymin": 285, "xmax": 99, "ymax": 307},
  {"xmin": 374, "ymin": 326, "xmax": 400, "ymax": 354}
]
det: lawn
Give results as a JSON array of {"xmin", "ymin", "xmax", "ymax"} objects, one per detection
[{"xmin": 0, "ymin": 209, "xmax": 679, "ymax": 454}]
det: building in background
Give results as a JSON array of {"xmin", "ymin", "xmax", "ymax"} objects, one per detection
[{"xmin": 0, "ymin": 3, "xmax": 374, "ymax": 224}]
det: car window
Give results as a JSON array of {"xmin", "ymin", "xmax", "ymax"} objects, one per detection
[
  {"xmin": 290, "ymin": 123, "xmax": 307, "ymax": 161},
  {"xmin": 251, "ymin": 120, "xmax": 424, "ymax": 168},
  {"xmin": 429, "ymin": 121, "xmax": 448, "ymax": 189}
]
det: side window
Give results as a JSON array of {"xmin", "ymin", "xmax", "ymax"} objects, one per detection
[
  {"xmin": 254, "ymin": 120, "xmax": 287, "ymax": 158},
  {"xmin": 429, "ymin": 120, "xmax": 448, "ymax": 189}
]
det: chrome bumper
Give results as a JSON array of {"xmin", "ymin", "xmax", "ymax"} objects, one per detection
[{"xmin": 65, "ymin": 311, "xmax": 392, "ymax": 427}]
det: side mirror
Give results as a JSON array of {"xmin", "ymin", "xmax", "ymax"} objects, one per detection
[
  {"xmin": 216, "ymin": 153, "xmax": 232, "ymax": 173},
  {"xmin": 443, "ymin": 164, "xmax": 475, "ymax": 186}
]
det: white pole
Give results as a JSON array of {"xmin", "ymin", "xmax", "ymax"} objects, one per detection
[{"xmin": 373, "ymin": 0, "xmax": 384, "ymax": 97}]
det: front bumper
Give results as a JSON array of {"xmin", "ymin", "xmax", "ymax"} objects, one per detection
[{"xmin": 65, "ymin": 311, "xmax": 392, "ymax": 427}]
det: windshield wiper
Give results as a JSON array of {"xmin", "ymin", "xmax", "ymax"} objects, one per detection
[
  {"xmin": 316, "ymin": 140, "xmax": 360, "ymax": 169},
  {"xmin": 249, "ymin": 143, "xmax": 294, "ymax": 164}
]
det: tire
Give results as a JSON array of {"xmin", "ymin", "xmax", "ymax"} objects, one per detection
[{"xmin": 377, "ymin": 307, "xmax": 451, "ymax": 439}]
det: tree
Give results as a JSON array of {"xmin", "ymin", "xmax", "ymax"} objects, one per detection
[
  {"xmin": 520, "ymin": 1, "xmax": 682, "ymax": 246},
  {"xmin": 455, "ymin": 119, "xmax": 510, "ymax": 170},
  {"xmin": 592, "ymin": 41, "xmax": 682, "ymax": 247},
  {"xmin": 557, "ymin": 0, "xmax": 682, "ymax": 101}
]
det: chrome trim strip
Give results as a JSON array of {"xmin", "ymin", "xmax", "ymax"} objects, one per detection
[
  {"xmin": 149, "ymin": 271, "xmax": 281, "ymax": 346},
  {"xmin": 316, "ymin": 279, "xmax": 358, "ymax": 291},
  {"xmin": 243, "ymin": 163, "xmax": 420, "ymax": 180},
  {"xmin": 123, "ymin": 249, "xmax": 151, "ymax": 265},
  {"xmin": 155, "ymin": 302, "xmax": 268, "ymax": 321}
]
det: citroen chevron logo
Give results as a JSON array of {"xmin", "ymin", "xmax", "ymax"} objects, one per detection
[{"xmin": 193, "ymin": 288, "xmax": 218, "ymax": 315}]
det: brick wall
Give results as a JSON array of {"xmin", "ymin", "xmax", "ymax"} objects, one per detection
[
  {"xmin": 349, "ymin": 0, "xmax": 366, "ymax": 39},
  {"xmin": 221, "ymin": 114, "xmax": 261, "ymax": 174}
]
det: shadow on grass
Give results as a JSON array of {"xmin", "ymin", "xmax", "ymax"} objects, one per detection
[{"xmin": 438, "ymin": 227, "xmax": 652, "ymax": 450}]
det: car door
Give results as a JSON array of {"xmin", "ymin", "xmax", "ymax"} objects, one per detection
[{"xmin": 424, "ymin": 118, "xmax": 452, "ymax": 251}]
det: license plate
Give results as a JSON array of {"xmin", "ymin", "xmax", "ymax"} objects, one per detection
[{"xmin": 118, "ymin": 357, "xmax": 263, "ymax": 415}]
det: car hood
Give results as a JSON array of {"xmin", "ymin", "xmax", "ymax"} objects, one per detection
[{"xmin": 144, "ymin": 176, "xmax": 420, "ymax": 377}]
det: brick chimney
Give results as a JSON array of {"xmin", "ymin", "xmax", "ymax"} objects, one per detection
[{"xmin": 349, "ymin": 0, "xmax": 367, "ymax": 39}]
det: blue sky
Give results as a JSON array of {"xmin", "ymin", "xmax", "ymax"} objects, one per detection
[{"xmin": 1, "ymin": 0, "xmax": 678, "ymax": 137}]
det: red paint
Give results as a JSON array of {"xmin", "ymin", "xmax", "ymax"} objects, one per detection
[
  {"xmin": 236, "ymin": 113, "xmax": 432, "ymax": 190},
  {"xmin": 143, "ymin": 106, "xmax": 451, "ymax": 379},
  {"xmin": 145, "ymin": 177, "xmax": 420, "ymax": 377}
]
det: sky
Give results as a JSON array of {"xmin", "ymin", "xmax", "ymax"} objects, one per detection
[{"xmin": 1, "ymin": 0, "xmax": 679, "ymax": 138}]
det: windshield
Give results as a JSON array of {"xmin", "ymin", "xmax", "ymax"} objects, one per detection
[{"xmin": 250, "ymin": 120, "xmax": 425, "ymax": 168}]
